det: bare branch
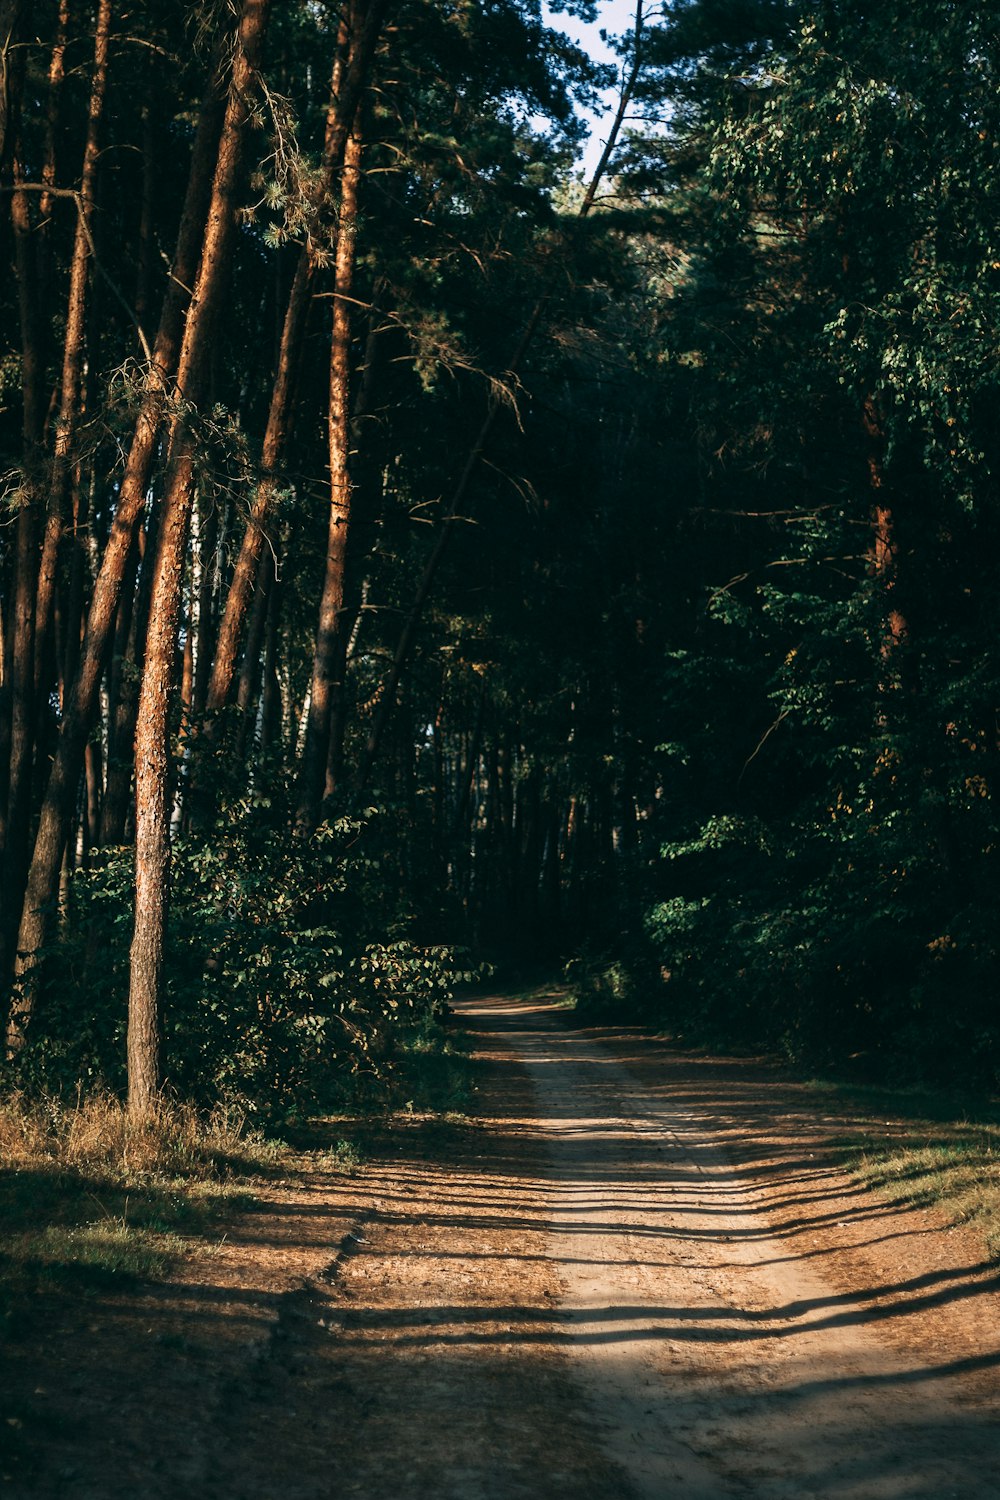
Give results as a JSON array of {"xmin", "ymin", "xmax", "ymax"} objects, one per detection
[{"xmin": 3, "ymin": 183, "xmax": 152, "ymax": 362}]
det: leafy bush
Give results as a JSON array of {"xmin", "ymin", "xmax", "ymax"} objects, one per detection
[
  {"xmin": 11, "ymin": 800, "xmax": 474, "ymax": 1120},
  {"xmin": 564, "ymin": 944, "xmax": 663, "ymax": 1022}
]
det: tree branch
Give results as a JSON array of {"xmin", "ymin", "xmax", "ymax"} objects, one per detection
[{"xmin": 3, "ymin": 183, "xmax": 153, "ymax": 362}]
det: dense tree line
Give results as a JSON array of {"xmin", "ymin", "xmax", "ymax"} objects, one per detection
[
  {"xmin": 2, "ymin": 0, "xmax": 998, "ymax": 1118},
  {"xmin": 598, "ymin": 0, "xmax": 1000, "ymax": 1086}
]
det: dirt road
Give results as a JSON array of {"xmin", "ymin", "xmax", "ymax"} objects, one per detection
[
  {"xmin": 492, "ymin": 994, "xmax": 1000, "ymax": 1498},
  {"xmin": 5, "ymin": 993, "xmax": 1000, "ymax": 1497}
]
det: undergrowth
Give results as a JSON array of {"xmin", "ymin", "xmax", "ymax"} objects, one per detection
[
  {"xmin": 0, "ymin": 1093, "xmax": 287, "ymax": 1334},
  {"xmin": 393, "ymin": 1011, "xmax": 474, "ymax": 1116},
  {"xmin": 788, "ymin": 1076, "xmax": 1000, "ymax": 1260},
  {"xmin": 0, "ymin": 1010, "xmax": 475, "ymax": 1333}
]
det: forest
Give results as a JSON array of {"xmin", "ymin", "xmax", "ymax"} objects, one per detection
[{"xmin": 1, "ymin": 0, "xmax": 999, "ymax": 1121}]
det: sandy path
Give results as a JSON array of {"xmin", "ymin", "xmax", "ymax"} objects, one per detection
[
  {"xmin": 495, "ymin": 995, "xmax": 1000, "ymax": 1498},
  {"xmin": 206, "ymin": 992, "xmax": 999, "ymax": 1499},
  {"xmin": 4, "ymin": 992, "xmax": 999, "ymax": 1497}
]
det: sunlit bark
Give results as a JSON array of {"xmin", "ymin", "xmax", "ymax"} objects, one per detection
[{"xmin": 127, "ymin": 0, "xmax": 272, "ymax": 1116}]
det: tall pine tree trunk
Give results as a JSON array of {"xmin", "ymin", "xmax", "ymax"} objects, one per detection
[
  {"xmin": 296, "ymin": 122, "xmax": 363, "ymax": 830},
  {"xmin": 0, "ymin": 163, "xmax": 45, "ymax": 997},
  {"xmin": 127, "ymin": 0, "xmax": 271, "ymax": 1115},
  {"xmin": 32, "ymin": 0, "xmax": 112, "ymax": 706},
  {"xmin": 0, "ymin": 0, "xmax": 58, "ymax": 998}
]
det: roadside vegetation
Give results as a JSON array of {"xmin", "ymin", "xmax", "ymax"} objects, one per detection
[
  {"xmin": 0, "ymin": 1008, "xmax": 471, "ymax": 1334},
  {"xmin": 0, "ymin": 1092, "xmax": 278, "ymax": 1331},
  {"xmin": 800, "ymin": 1079, "xmax": 1000, "ymax": 1262}
]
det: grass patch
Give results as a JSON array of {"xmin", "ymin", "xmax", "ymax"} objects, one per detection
[
  {"xmin": 395, "ymin": 1016, "xmax": 474, "ymax": 1115},
  {"xmin": 0, "ymin": 1092, "xmax": 288, "ymax": 1333},
  {"xmin": 798, "ymin": 1076, "xmax": 1000, "ymax": 1260},
  {"xmin": 329, "ymin": 1010, "xmax": 473, "ymax": 1119},
  {"xmin": 852, "ymin": 1128, "xmax": 1000, "ymax": 1259},
  {"xmin": 0, "ymin": 1018, "xmax": 476, "ymax": 1332}
]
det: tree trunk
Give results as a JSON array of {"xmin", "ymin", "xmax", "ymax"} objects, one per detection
[
  {"xmin": 295, "ymin": 122, "xmax": 363, "ymax": 831},
  {"xmin": 83, "ymin": 736, "xmax": 102, "ymax": 857},
  {"xmin": 233, "ymin": 555, "xmax": 273, "ymax": 760},
  {"xmin": 40, "ymin": 0, "xmax": 69, "ymax": 226},
  {"xmin": 205, "ymin": 0, "xmax": 387, "ymax": 729},
  {"xmin": 0, "ymin": 115, "xmax": 51, "ymax": 999},
  {"xmin": 0, "ymin": 1, "xmax": 25, "ymax": 167},
  {"xmin": 0, "ymin": 8, "xmax": 69, "ymax": 966},
  {"xmin": 191, "ymin": 496, "xmax": 218, "ymax": 720},
  {"xmin": 127, "ymin": 0, "xmax": 272, "ymax": 1116},
  {"xmin": 32, "ymin": 0, "xmax": 112, "ymax": 708},
  {"xmin": 259, "ymin": 576, "xmax": 282, "ymax": 753}
]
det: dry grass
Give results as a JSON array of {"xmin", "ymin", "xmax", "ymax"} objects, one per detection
[
  {"xmin": 0, "ymin": 1020, "xmax": 464, "ymax": 1327},
  {"xmin": 0, "ymin": 1090, "xmax": 281, "ymax": 1181},
  {"xmin": 0, "ymin": 1093, "xmax": 287, "ymax": 1326},
  {"xmin": 799, "ymin": 1075, "xmax": 1000, "ymax": 1260},
  {"xmin": 854, "ymin": 1127, "xmax": 1000, "ymax": 1259}
]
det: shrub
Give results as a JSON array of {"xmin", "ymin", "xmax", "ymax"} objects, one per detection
[{"xmin": 10, "ymin": 801, "xmax": 472, "ymax": 1120}]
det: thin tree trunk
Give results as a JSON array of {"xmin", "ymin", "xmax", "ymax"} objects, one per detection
[
  {"xmin": 127, "ymin": 0, "xmax": 272, "ymax": 1116},
  {"xmin": 62, "ymin": 466, "xmax": 90, "ymax": 698},
  {"xmin": 40, "ymin": 0, "xmax": 69, "ymax": 226},
  {"xmin": 204, "ymin": 0, "xmax": 387, "ymax": 728},
  {"xmin": 180, "ymin": 600, "xmax": 194, "ymax": 722},
  {"xmin": 259, "ymin": 575, "xmax": 281, "ymax": 752},
  {"xmin": 0, "ymin": 1, "xmax": 26, "ymax": 167},
  {"xmin": 233, "ymin": 556, "xmax": 273, "ymax": 759},
  {"xmin": 32, "ymin": 0, "xmax": 112, "ymax": 707},
  {"xmin": 83, "ymin": 736, "xmax": 102, "ymax": 855},
  {"xmin": 0, "ymin": 123, "xmax": 51, "ymax": 998},
  {"xmin": 0, "ymin": 4, "xmax": 69, "ymax": 916},
  {"xmin": 455, "ymin": 677, "xmax": 488, "ymax": 839},
  {"xmin": 191, "ymin": 497, "xmax": 218, "ymax": 719},
  {"xmin": 295, "ymin": 122, "xmax": 363, "ymax": 831},
  {"xmin": 322, "ymin": 290, "xmax": 387, "ymax": 797},
  {"xmin": 98, "ymin": 543, "xmax": 142, "ymax": 846}
]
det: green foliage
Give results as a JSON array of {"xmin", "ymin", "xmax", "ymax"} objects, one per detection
[
  {"xmin": 12, "ymin": 800, "xmax": 475, "ymax": 1120},
  {"xmin": 564, "ymin": 943, "xmax": 664, "ymax": 1022},
  {"xmin": 549, "ymin": 0, "xmax": 1000, "ymax": 1092},
  {"xmin": 564, "ymin": 951, "xmax": 636, "ymax": 1019}
]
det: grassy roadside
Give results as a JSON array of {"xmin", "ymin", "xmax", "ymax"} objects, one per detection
[
  {"xmin": 0, "ymin": 1093, "xmax": 295, "ymax": 1336},
  {"xmin": 0, "ymin": 1013, "xmax": 475, "ymax": 1335},
  {"xmin": 796, "ymin": 1076, "xmax": 1000, "ymax": 1260}
]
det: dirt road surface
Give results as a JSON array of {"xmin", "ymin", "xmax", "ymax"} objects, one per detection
[{"xmin": 4, "ymin": 993, "xmax": 1000, "ymax": 1497}]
